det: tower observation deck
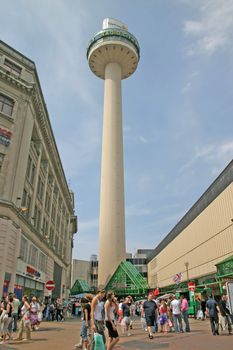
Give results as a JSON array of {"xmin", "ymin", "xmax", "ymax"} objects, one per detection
[{"xmin": 87, "ymin": 19, "xmax": 140, "ymax": 287}]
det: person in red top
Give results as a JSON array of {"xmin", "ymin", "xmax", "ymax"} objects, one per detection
[
  {"xmin": 180, "ymin": 295, "xmax": 190, "ymax": 332},
  {"xmin": 159, "ymin": 300, "xmax": 169, "ymax": 334}
]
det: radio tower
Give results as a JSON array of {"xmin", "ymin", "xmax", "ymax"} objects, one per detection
[{"xmin": 87, "ymin": 18, "xmax": 140, "ymax": 286}]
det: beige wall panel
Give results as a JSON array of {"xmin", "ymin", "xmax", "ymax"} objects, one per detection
[{"xmin": 148, "ymin": 183, "xmax": 233, "ymax": 288}]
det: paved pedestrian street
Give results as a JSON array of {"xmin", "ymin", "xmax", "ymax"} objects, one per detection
[{"xmin": 1, "ymin": 318, "xmax": 232, "ymax": 350}]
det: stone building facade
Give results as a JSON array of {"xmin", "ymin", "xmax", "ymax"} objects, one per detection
[{"xmin": 0, "ymin": 40, "xmax": 77, "ymax": 300}]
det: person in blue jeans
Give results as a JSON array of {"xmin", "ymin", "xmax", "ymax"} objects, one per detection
[
  {"xmin": 180, "ymin": 295, "xmax": 190, "ymax": 332},
  {"xmin": 170, "ymin": 296, "xmax": 183, "ymax": 333}
]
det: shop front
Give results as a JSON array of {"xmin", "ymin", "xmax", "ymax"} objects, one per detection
[
  {"xmin": 15, "ymin": 260, "xmax": 46, "ymax": 300},
  {"xmin": 14, "ymin": 274, "xmax": 44, "ymax": 300},
  {"xmin": 216, "ymin": 255, "xmax": 233, "ymax": 295}
]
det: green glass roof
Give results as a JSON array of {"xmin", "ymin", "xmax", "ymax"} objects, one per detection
[
  {"xmin": 70, "ymin": 279, "xmax": 91, "ymax": 295},
  {"xmin": 105, "ymin": 261, "xmax": 148, "ymax": 296}
]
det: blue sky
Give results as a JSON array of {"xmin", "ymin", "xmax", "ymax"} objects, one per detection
[{"xmin": 1, "ymin": 0, "xmax": 233, "ymax": 260}]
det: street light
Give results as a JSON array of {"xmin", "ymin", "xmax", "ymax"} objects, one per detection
[{"xmin": 184, "ymin": 262, "xmax": 189, "ymax": 281}]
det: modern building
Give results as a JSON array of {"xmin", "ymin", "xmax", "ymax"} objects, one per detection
[
  {"xmin": 0, "ymin": 40, "xmax": 77, "ymax": 300},
  {"xmin": 147, "ymin": 160, "xmax": 233, "ymax": 297},
  {"xmin": 71, "ymin": 255, "xmax": 98, "ymax": 292},
  {"xmin": 87, "ymin": 18, "xmax": 140, "ymax": 286},
  {"xmin": 126, "ymin": 249, "xmax": 153, "ymax": 279}
]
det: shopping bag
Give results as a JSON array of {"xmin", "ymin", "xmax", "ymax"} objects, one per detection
[{"xmin": 94, "ymin": 332, "xmax": 105, "ymax": 350}]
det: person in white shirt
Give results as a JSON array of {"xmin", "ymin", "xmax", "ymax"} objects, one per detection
[{"xmin": 170, "ymin": 296, "xmax": 183, "ymax": 333}]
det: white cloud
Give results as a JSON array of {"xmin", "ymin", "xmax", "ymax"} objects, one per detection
[
  {"xmin": 183, "ymin": 0, "xmax": 233, "ymax": 56},
  {"xmin": 180, "ymin": 140, "xmax": 233, "ymax": 172},
  {"xmin": 126, "ymin": 202, "xmax": 154, "ymax": 217},
  {"xmin": 139, "ymin": 136, "xmax": 149, "ymax": 143}
]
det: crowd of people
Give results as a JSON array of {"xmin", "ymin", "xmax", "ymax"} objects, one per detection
[
  {"xmin": 1, "ymin": 290, "xmax": 232, "ymax": 348},
  {"xmin": 0, "ymin": 292, "xmax": 68, "ymax": 344},
  {"xmin": 73, "ymin": 291, "xmax": 233, "ymax": 350}
]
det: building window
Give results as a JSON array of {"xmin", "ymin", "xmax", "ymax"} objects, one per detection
[
  {"xmin": 21, "ymin": 189, "xmax": 31, "ymax": 217},
  {"xmin": 28, "ymin": 245, "xmax": 38, "ymax": 267},
  {"xmin": 0, "ymin": 94, "xmax": 14, "ymax": 117},
  {"xmin": 4, "ymin": 58, "xmax": 22, "ymax": 78},
  {"xmin": 37, "ymin": 176, "xmax": 44, "ymax": 200},
  {"xmin": 30, "ymin": 163, "xmax": 35, "ymax": 184},
  {"xmin": 0, "ymin": 153, "xmax": 5, "ymax": 172},
  {"xmin": 50, "ymin": 227, "xmax": 54, "ymax": 245},
  {"xmin": 26, "ymin": 156, "xmax": 32, "ymax": 179},
  {"xmin": 19, "ymin": 236, "xmax": 28, "ymax": 262},
  {"xmin": 34, "ymin": 205, "xmax": 41, "ymax": 230},
  {"xmin": 38, "ymin": 252, "xmax": 46, "ymax": 272},
  {"xmin": 45, "ymin": 193, "xmax": 51, "ymax": 212}
]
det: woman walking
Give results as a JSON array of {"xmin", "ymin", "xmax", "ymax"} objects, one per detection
[
  {"xmin": 0, "ymin": 294, "xmax": 14, "ymax": 344},
  {"xmin": 159, "ymin": 300, "xmax": 169, "ymax": 334},
  {"xmin": 105, "ymin": 291, "xmax": 119, "ymax": 350},
  {"xmin": 30, "ymin": 296, "xmax": 39, "ymax": 330},
  {"xmin": 14, "ymin": 295, "xmax": 31, "ymax": 341}
]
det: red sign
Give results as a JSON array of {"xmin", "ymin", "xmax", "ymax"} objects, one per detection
[
  {"xmin": 45, "ymin": 280, "xmax": 55, "ymax": 291},
  {"xmin": 188, "ymin": 282, "xmax": 196, "ymax": 292}
]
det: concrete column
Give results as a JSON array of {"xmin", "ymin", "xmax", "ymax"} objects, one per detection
[{"xmin": 98, "ymin": 62, "xmax": 126, "ymax": 286}]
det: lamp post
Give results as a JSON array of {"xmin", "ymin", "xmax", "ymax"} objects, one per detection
[{"xmin": 185, "ymin": 262, "xmax": 189, "ymax": 281}]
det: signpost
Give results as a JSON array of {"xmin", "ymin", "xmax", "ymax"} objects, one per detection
[
  {"xmin": 45, "ymin": 280, "xmax": 55, "ymax": 293},
  {"xmin": 188, "ymin": 281, "xmax": 196, "ymax": 292}
]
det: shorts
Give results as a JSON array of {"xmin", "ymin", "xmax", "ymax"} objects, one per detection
[
  {"xmin": 80, "ymin": 320, "xmax": 90, "ymax": 341},
  {"xmin": 105, "ymin": 320, "xmax": 119, "ymax": 338},
  {"xmin": 145, "ymin": 315, "xmax": 155, "ymax": 327},
  {"xmin": 123, "ymin": 316, "xmax": 131, "ymax": 325}
]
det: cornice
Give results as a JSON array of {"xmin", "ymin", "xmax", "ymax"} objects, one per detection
[{"xmin": 0, "ymin": 67, "xmax": 34, "ymax": 94}]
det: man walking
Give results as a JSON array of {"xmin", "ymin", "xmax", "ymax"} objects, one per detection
[
  {"xmin": 180, "ymin": 295, "xmax": 190, "ymax": 332},
  {"xmin": 206, "ymin": 295, "xmax": 219, "ymax": 335},
  {"xmin": 91, "ymin": 289, "xmax": 106, "ymax": 346},
  {"xmin": 12, "ymin": 294, "xmax": 20, "ymax": 332},
  {"xmin": 142, "ymin": 293, "xmax": 157, "ymax": 339},
  {"xmin": 170, "ymin": 295, "xmax": 183, "ymax": 333}
]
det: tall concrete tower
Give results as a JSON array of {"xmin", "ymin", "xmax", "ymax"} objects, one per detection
[{"xmin": 87, "ymin": 18, "xmax": 140, "ymax": 286}]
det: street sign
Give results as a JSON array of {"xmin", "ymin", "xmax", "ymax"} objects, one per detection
[
  {"xmin": 45, "ymin": 280, "xmax": 55, "ymax": 291},
  {"xmin": 226, "ymin": 282, "xmax": 233, "ymax": 314},
  {"xmin": 188, "ymin": 281, "xmax": 196, "ymax": 292}
]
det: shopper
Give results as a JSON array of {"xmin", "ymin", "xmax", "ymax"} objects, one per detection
[
  {"xmin": 206, "ymin": 295, "xmax": 219, "ymax": 336},
  {"xmin": 180, "ymin": 295, "xmax": 190, "ymax": 332},
  {"xmin": 121, "ymin": 297, "xmax": 132, "ymax": 336},
  {"xmin": 142, "ymin": 293, "xmax": 157, "ymax": 339},
  {"xmin": 105, "ymin": 291, "xmax": 119, "ymax": 350},
  {"xmin": 12, "ymin": 294, "xmax": 20, "ymax": 332},
  {"xmin": 170, "ymin": 295, "xmax": 183, "ymax": 333},
  {"xmin": 14, "ymin": 295, "xmax": 31, "ymax": 341},
  {"xmin": 0, "ymin": 294, "xmax": 14, "ymax": 344},
  {"xmin": 91, "ymin": 289, "xmax": 106, "ymax": 345}
]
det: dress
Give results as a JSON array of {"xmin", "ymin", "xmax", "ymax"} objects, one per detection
[{"xmin": 30, "ymin": 302, "xmax": 39, "ymax": 326}]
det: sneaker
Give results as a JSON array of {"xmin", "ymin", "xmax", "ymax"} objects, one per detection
[
  {"xmin": 127, "ymin": 333, "xmax": 131, "ymax": 336},
  {"xmin": 149, "ymin": 334, "xmax": 153, "ymax": 339}
]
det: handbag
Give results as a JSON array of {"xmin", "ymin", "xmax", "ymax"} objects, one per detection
[
  {"xmin": 94, "ymin": 332, "xmax": 105, "ymax": 350},
  {"xmin": 0, "ymin": 310, "xmax": 8, "ymax": 323}
]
